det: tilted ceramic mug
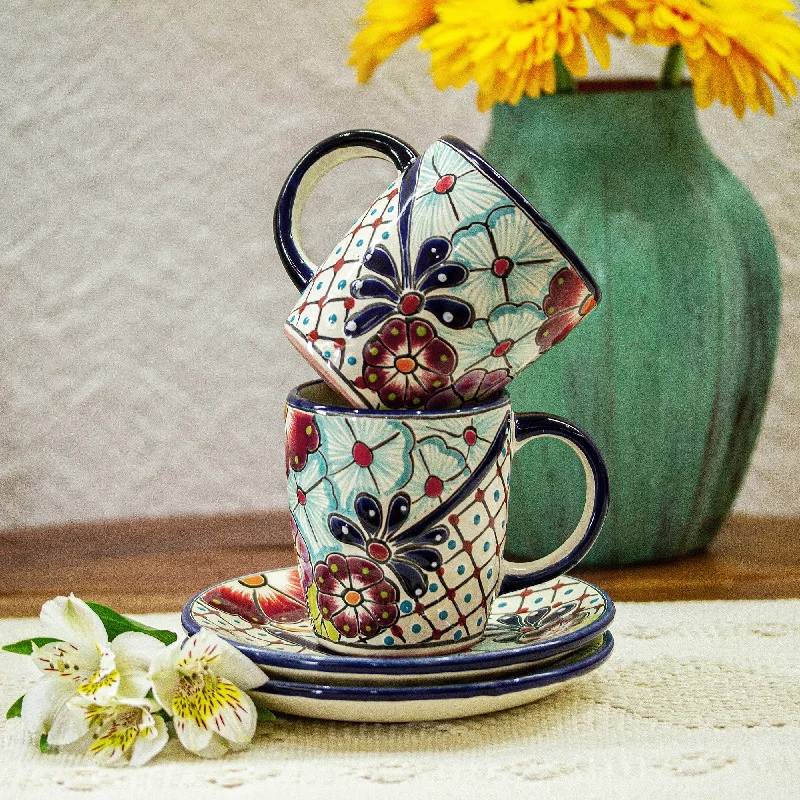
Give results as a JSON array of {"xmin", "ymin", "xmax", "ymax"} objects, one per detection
[
  {"xmin": 285, "ymin": 380, "xmax": 609, "ymax": 656},
  {"xmin": 275, "ymin": 130, "xmax": 600, "ymax": 411}
]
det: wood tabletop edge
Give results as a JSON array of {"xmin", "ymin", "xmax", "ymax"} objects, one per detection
[{"xmin": 1, "ymin": 512, "xmax": 798, "ymax": 615}]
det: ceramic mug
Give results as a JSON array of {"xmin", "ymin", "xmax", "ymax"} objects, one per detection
[
  {"xmin": 275, "ymin": 130, "xmax": 600, "ymax": 411},
  {"xmin": 285, "ymin": 380, "xmax": 609, "ymax": 656}
]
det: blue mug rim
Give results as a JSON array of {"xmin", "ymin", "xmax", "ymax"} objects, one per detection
[{"xmin": 286, "ymin": 379, "xmax": 511, "ymax": 418}]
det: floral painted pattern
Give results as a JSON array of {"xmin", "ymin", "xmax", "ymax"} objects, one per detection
[
  {"xmin": 485, "ymin": 603, "xmax": 592, "ymax": 645},
  {"xmin": 357, "ymin": 317, "xmax": 457, "ymax": 408},
  {"xmin": 404, "ymin": 436, "xmax": 468, "ymax": 518},
  {"xmin": 287, "ymin": 451, "xmax": 338, "ymax": 549},
  {"xmin": 449, "ymin": 204, "xmax": 563, "ymax": 315},
  {"xmin": 345, "ymin": 238, "xmax": 473, "ymax": 337},
  {"xmin": 202, "ymin": 570, "xmax": 307, "ymax": 626},
  {"xmin": 455, "ymin": 302, "xmax": 547, "ymax": 374},
  {"xmin": 536, "ymin": 267, "xmax": 598, "ymax": 353},
  {"xmin": 321, "ymin": 413, "xmax": 414, "ymax": 509},
  {"xmin": 426, "ymin": 367, "xmax": 511, "ymax": 410},
  {"xmin": 312, "ymin": 554, "xmax": 400, "ymax": 639},
  {"xmin": 409, "ymin": 140, "xmax": 507, "ymax": 255},
  {"xmin": 285, "ymin": 408, "xmax": 320, "ymax": 474},
  {"xmin": 328, "ymin": 491, "xmax": 450, "ymax": 599}
]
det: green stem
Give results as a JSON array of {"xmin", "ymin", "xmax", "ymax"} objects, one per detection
[
  {"xmin": 660, "ymin": 44, "xmax": 686, "ymax": 89},
  {"xmin": 554, "ymin": 54, "xmax": 576, "ymax": 94}
]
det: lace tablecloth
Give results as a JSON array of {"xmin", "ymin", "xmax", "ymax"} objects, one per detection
[{"xmin": 1, "ymin": 600, "xmax": 798, "ymax": 798}]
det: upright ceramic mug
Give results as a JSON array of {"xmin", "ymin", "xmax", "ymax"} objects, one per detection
[
  {"xmin": 286, "ymin": 380, "xmax": 609, "ymax": 656},
  {"xmin": 275, "ymin": 130, "xmax": 600, "ymax": 411}
]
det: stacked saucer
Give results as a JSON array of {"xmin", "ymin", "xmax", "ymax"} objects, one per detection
[{"xmin": 182, "ymin": 566, "xmax": 614, "ymax": 722}]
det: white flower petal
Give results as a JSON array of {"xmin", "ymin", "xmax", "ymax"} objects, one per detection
[
  {"xmin": 112, "ymin": 631, "xmax": 166, "ymax": 670},
  {"xmin": 148, "ymin": 641, "xmax": 182, "ymax": 711},
  {"xmin": 197, "ymin": 632, "xmax": 266, "ymax": 691},
  {"xmin": 21, "ymin": 677, "xmax": 75, "ymax": 735},
  {"xmin": 173, "ymin": 711, "xmax": 213, "ymax": 754},
  {"xmin": 193, "ymin": 733, "xmax": 230, "ymax": 760},
  {"xmin": 128, "ymin": 715, "xmax": 169, "ymax": 767},
  {"xmin": 75, "ymin": 645, "xmax": 120, "ymax": 704},
  {"xmin": 31, "ymin": 640, "xmax": 98, "ymax": 682},
  {"xmin": 47, "ymin": 699, "xmax": 90, "ymax": 746},
  {"xmin": 40, "ymin": 594, "xmax": 108, "ymax": 649},
  {"xmin": 214, "ymin": 688, "xmax": 258, "ymax": 745},
  {"xmin": 112, "ymin": 632, "xmax": 165, "ymax": 699}
]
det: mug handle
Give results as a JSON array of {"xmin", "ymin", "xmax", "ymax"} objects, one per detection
[
  {"xmin": 273, "ymin": 130, "xmax": 419, "ymax": 291},
  {"xmin": 499, "ymin": 413, "xmax": 610, "ymax": 594}
]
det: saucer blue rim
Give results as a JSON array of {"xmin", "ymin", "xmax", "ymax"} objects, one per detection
[
  {"xmin": 181, "ymin": 569, "xmax": 615, "ymax": 676},
  {"xmin": 252, "ymin": 631, "xmax": 613, "ymax": 702}
]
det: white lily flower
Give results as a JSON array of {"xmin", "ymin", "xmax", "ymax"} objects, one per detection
[
  {"xmin": 21, "ymin": 594, "xmax": 165, "ymax": 738},
  {"xmin": 48, "ymin": 696, "xmax": 169, "ymax": 767},
  {"xmin": 150, "ymin": 629, "xmax": 266, "ymax": 758}
]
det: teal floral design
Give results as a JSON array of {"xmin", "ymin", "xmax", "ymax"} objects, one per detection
[
  {"xmin": 409, "ymin": 141, "xmax": 506, "ymax": 256},
  {"xmin": 404, "ymin": 435, "xmax": 468, "ymax": 517},
  {"xmin": 423, "ymin": 409, "xmax": 505, "ymax": 474},
  {"xmin": 287, "ymin": 451, "xmax": 337, "ymax": 553},
  {"xmin": 321, "ymin": 416, "xmax": 414, "ymax": 511},
  {"xmin": 455, "ymin": 303, "xmax": 547, "ymax": 374},
  {"xmin": 449, "ymin": 205, "xmax": 565, "ymax": 316}
]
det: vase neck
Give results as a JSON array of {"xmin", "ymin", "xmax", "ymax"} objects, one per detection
[{"xmin": 489, "ymin": 85, "xmax": 706, "ymax": 164}]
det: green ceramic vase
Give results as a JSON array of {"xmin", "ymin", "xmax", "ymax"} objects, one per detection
[{"xmin": 484, "ymin": 83, "xmax": 780, "ymax": 566}]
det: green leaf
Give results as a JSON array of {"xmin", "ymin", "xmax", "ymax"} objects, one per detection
[
  {"xmin": 2, "ymin": 637, "xmax": 60, "ymax": 655},
  {"xmin": 85, "ymin": 602, "xmax": 177, "ymax": 645},
  {"xmin": 6, "ymin": 695, "xmax": 24, "ymax": 719},
  {"xmin": 256, "ymin": 706, "xmax": 277, "ymax": 724},
  {"xmin": 39, "ymin": 733, "xmax": 50, "ymax": 753}
]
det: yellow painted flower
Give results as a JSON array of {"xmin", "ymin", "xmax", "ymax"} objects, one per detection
[
  {"xmin": 349, "ymin": 0, "xmax": 437, "ymax": 83},
  {"xmin": 614, "ymin": 0, "xmax": 800, "ymax": 116},
  {"xmin": 306, "ymin": 583, "xmax": 341, "ymax": 642},
  {"xmin": 421, "ymin": 0, "xmax": 633, "ymax": 111}
]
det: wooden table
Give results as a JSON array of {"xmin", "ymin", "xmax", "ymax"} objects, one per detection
[{"xmin": 1, "ymin": 512, "xmax": 797, "ymax": 616}]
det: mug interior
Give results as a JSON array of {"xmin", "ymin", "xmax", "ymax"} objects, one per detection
[{"xmin": 289, "ymin": 379, "xmax": 511, "ymax": 417}]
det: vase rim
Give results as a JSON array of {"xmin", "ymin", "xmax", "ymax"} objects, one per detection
[{"xmin": 574, "ymin": 78, "xmax": 693, "ymax": 94}]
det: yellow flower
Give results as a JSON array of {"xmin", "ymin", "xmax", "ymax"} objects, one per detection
[
  {"xmin": 615, "ymin": 0, "xmax": 800, "ymax": 116},
  {"xmin": 307, "ymin": 583, "xmax": 341, "ymax": 642},
  {"xmin": 421, "ymin": 0, "xmax": 633, "ymax": 111},
  {"xmin": 349, "ymin": 0, "xmax": 437, "ymax": 83}
]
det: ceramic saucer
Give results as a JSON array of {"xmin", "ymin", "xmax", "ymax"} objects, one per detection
[
  {"xmin": 249, "ymin": 632, "xmax": 613, "ymax": 723},
  {"xmin": 182, "ymin": 566, "xmax": 614, "ymax": 685}
]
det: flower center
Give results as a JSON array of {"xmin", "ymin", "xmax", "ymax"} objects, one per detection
[
  {"xmin": 344, "ymin": 590, "xmax": 362, "ymax": 606},
  {"xmin": 398, "ymin": 292, "xmax": 423, "ymax": 315},
  {"xmin": 395, "ymin": 356, "xmax": 416, "ymax": 374},
  {"xmin": 492, "ymin": 257, "xmax": 513, "ymax": 277},
  {"xmin": 352, "ymin": 441, "xmax": 373, "ymax": 467},
  {"xmin": 434, "ymin": 174, "xmax": 456, "ymax": 194},
  {"xmin": 464, "ymin": 427, "xmax": 478, "ymax": 446},
  {"xmin": 425, "ymin": 476, "xmax": 444, "ymax": 498},
  {"xmin": 296, "ymin": 488, "xmax": 307, "ymax": 505},
  {"xmin": 492, "ymin": 340, "xmax": 513, "ymax": 357},
  {"xmin": 367, "ymin": 541, "xmax": 390, "ymax": 562}
]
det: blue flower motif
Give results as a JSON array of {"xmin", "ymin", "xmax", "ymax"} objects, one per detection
[
  {"xmin": 328, "ymin": 492, "xmax": 449, "ymax": 600},
  {"xmin": 344, "ymin": 238, "xmax": 474, "ymax": 338}
]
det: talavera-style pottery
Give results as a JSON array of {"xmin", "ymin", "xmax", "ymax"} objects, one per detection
[
  {"xmin": 275, "ymin": 130, "xmax": 600, "ymax": 411},
  {"xmin": 182, "ymin": 566, "xmax": 614, "ymax": 685},
  {"xmin": 285, "ymin": 381, "xmax": 609, "ymax": 656},
  {"xmin": 248, "ymin": 632, "xmax": 613, "ymax": 723}
]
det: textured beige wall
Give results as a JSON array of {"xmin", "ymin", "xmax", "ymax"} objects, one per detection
[{"xmin": 1, "ymin": 0, "xmax": 797, "ymax": 529}]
